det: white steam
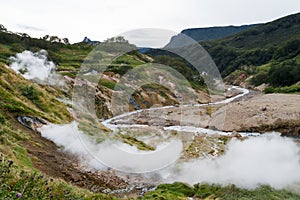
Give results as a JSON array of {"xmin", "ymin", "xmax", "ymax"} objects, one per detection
[
  {"xmin": 40, "ymin": 122, "xmax": 182, "ymax": 173},
  {"xmin": 40, "ymin": 122, "xmax": 300, "ymax": 189},
  {"xmin": 170, "ymin": 133, "xmax": 300, "ymax": 189},
  {"xmin": 9, "ymin": 50, "xmax": 64, "ymax": 86}
]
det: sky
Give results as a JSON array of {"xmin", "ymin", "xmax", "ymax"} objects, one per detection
[{"xmin": 1, "ymin": 0, "xmax": 300, "ymax": 45}]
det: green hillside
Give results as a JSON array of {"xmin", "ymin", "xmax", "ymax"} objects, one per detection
[
  {"xmin": 203, "ymin": 12, "xmax": 300, "ymax": 92},
  {"xmin": 172, "ymin": 24, "xmax": 258, "ymax": 42},
  {"xmin": 214, "ymin": 13, "xmax": 300, "ymax": 49}
]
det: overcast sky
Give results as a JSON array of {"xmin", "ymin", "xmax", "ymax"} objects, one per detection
[{"xmin": 1, "ymin": 0, "xmax": 299, "ymax": 45}]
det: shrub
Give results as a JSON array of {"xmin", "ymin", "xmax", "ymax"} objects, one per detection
[{"xmin": 20, "ymin": 85, "xmax": 41, "ymax": 102}]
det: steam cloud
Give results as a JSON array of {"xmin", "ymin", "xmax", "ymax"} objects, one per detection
[
  {"xmin": 9, "ymin": 50, "xmax": 64, "ymax": 86},
  {"xmin": 40, "ymin": 122, "xmax": 182, "ymax": 173},
  {"xmin": 170, "ymin": 133, "xmax": 300, "ymax": 189},
  {"xmin": 40, "ymin": 122, "xmax": 300, "ymax": 189}
]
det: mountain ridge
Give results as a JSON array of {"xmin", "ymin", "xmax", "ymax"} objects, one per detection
[{"xmin": 171, "ymin": 24, "xmax": 259, "ymax": 42}]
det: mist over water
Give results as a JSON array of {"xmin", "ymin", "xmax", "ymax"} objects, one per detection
[
  {"xmin": 40, "ymin": 122, "xmax": 300, "ymax": 189},
  {"xmin": 170, "ymin": 133, "xmax": 300, "ymax": 189},
  {"xmin": 9, "ymin": 50, "xmax": 64, "ymax": 86},
  {"xmin": 40, "ymin": 122, "xmax": 182, "ymax": 173}
]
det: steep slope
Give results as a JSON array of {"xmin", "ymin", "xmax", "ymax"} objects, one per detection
[
  {"xmin": 0, "ymin": 28, "xmax": 125, "ymax": 199},
  {"xmin": 201, "ymin": 12, "xmax": 300, "ymax": 91},
  {"xmin": 0, "ymin": 63, "xmax": 115, "ymax": 199},
  {"xmin": 172, "ymin": 24, "xmax": 258, "ymax": 42},
  {"xmin": 213, "ymin": 12, "xmax": 300, "ymax": 49}
]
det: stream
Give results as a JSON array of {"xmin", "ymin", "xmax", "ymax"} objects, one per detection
[{"xmin": 102, "ymin": 86, "xmax": 260, "ymax": 137}]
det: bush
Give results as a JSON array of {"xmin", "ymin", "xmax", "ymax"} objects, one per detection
[
  {"xmin": 268, "ymin": 61, "xmax": 300, "ymax": 86},
  {"xmin": 264, "ymin": 85, "xmax": 300, "ymax": 93},
  {"xmin": 250, "ymin": 71, "xmax": 269, "ymax": 86},
  {"xmin": 20, "ymin": 85, "xmax": 41, "ymax": 102}
]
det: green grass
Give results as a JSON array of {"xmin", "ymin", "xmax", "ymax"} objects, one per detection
[
  {"xmin": 113, "ymin": 54, "xmax": 144, "ymax": 66},
  {"xmin": 13, "ymin": 145, "xmax": 33, "ymax": 168},
  {"xmin": 99, "ymin": 78, "xmax": 116, "ymax": 90},
  {"xmin": 256, "ymin": 63, "xmax": 272, "ymax": 72},
  {"xmin": 140, "ymin": 182, "xmax": 300, "ymax": 200},
  {"xmin": 0, "ymin": 156, "xmax": 116, "ymax": 200},
  {"xmin": 0, "ymin": 62, "xmax": 72, "ymax": 123},
  {"xmin": 264, "ymin": 84, "xmax": 300, "ymax": 93},
  {"xmin": 117, "ymin": 133, "xmax": 155, "ymax": 151}
]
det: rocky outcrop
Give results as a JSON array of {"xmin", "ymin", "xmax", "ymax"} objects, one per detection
[{"xmin": 17, "ymin": 116, "xmax": 48, "ymax": 132}]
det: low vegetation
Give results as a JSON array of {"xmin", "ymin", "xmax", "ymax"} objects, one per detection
[
  {"xmin": 141, "ymin": 182, "xmax": 300, "ymax": 200},
  {"xmin": 0, "ymin": 155, "xmax": 115, "ymax": 200},
  {"xmin": 0, "ymin": 63, "xmax": 72, "ymax": 123}
]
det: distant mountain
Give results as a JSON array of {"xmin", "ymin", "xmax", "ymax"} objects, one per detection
[
  {"xmin": 147, "ymin": 12, "xmax": 300, "ymax": 90},
  {"xmin": 82, "ymin": 36, "xmax": 100, "ymax": 45},
  {"xmin": 203, "ymin": 12, "xmax": 300, "ymax": 73},
  {"xmin": 202, "ymin": 12, "xmax": 300, "ymax": 89},
  {"xmin": 171, "ymin": 24, "xmax": 259, "ymax": 42},
  {"xmin": 206, "ymin": 12, "xmax": 300, "ymax": 49},
  {"xmin": 138, "ymin": 47, "xmax": 151, "ymax": 53}
]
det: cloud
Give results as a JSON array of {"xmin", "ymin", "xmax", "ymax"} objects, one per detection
[
  {"xmin": 122, "ymin": 29, "xmax": 177, "ymax": 48},
  {"xmin": 17, "ymin": 24, "xmax": 45, "ymax": 32}
]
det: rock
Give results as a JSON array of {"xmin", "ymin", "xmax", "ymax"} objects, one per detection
[
  {"xmin": 231, "ymin": 130, "xmax": 242, "ymax": 138},
  {"xmin": 17, "ymin": 116, "xmax": 48, "ymax": 132},
  {"xmin": 254, "ymin": 83, "xmax": 268, "ymax": 92},
  {"xmin": 225, "ymin": 88, "xmax": 242, "ymax": 98},
  {"xmin": 262, "ymin": 107, "xmax": 267, "ymax": 111}
]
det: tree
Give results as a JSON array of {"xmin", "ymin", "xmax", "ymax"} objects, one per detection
[
  {"xmin": 0, "ymin": 24, "xmax": 7, "ymax": 32},
  {"xmin": 49, "ymin": 36, "xmax": 59, "ymax": 43},
  {"xmin": 268, "ymin": 61, "xmax": 300, "ymax": 86},
  {"xmin": 42, "ymin": 35, "xmax": 49, "ymax": 41},
  {"xmin": 104, "ymin": 36, "xmax": 128, "ymax": 44},
  {"xmin": 62, "ymin": 38, "xmax": 69, "ymax": 45}
]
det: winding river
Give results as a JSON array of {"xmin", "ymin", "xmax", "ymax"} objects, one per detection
[{"xmin": 102, "ymin": 86, "xmax": 260, "ymax": 137}]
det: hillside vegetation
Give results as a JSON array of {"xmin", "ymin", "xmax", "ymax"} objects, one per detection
[
  {"xmin": 202, "ymin": 12, "xmax": 300, "ymax": 92},
  {"xmin": 172, "ymin": 24, "xmax": 258, "ymax": 42}
]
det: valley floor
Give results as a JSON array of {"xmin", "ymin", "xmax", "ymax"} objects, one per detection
[
  {"xmin": 14, "ymin": 87, "xmax": 300, "ymax": 198},
  {"xmin": 110, "ymin": 89, "xmax": 300, "ymax": 137}
]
